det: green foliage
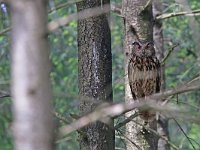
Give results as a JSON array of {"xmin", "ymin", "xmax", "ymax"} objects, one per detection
[
  {"xmin": 163, "ymin": 0, "xmax": 200, "ymax": 149},
  {"xmin": 0, "ymin": 0, "xmax": 199, "ymax": 149}
]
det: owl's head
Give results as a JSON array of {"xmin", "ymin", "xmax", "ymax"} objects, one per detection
[{"xmin": 131, "ymin": 41, "xmax": 155, "ymax": 57}]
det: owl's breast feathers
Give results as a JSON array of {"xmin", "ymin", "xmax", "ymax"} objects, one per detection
[{"xmin": 128, "ymin": 55, "xmax": 161, "ymax": 100}]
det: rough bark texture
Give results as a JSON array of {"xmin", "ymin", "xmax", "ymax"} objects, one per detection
[
  {"xmin": 77, "ymin": 1, "xmax": 114, "ymax": 150},
  {"xmin": 10, "ymin": 0, "xmax": 54, "ymax": 150},
  {"xmin": 122, "ymin": 0, "xmax": 158, "ymax": 149},
  {"xmin": 153, "ymin": 1, "xmax": 170, "ymax": 150}
]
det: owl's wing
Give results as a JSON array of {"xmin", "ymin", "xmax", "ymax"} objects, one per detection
[
  {"xmin": 128, "ymin": 58, "xmax": 137, "ymax": 99},
  {"xmin": 155, "ymin": 58, "xmax": 161, "ymax": 93}
]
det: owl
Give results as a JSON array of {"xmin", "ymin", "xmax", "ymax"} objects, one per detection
[{"xmin": 128, "ymin": 41, "xmax": 161, "ymax": 121}]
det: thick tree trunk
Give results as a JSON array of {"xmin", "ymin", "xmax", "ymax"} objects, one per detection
[
  {"xmin": 122, "ymin": 0, "xmax": 157, "ymax": 149},
  {"xmin": 10, "ymin": 0, "xmax": 54, "ymax": 150},
  {"xmin": 77, "ymin": 1, "xmax": 114, "ymax": 150},
  {"xmin": 153, "ymin": 1, "xmax": 170, "ymax": 150}
]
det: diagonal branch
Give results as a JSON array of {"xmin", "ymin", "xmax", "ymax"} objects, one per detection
[
  {"xmin": 59, "ymin": 78, "xmax": 200, "ymax": 136},
  {"xmin": 173, "ymin": 118, "xmax": 197, "ymax": 150},
  {"xmin": 132, "ymin": 120, "xmax": 179, "ymax": 149},
  {"xmin": 161, "ymin": 43, "xmax": 179, "ymax": 64},
  {"xmin": 48, "ymin": 4, "xmax": 110, "ymax": 31},
  {"xmin": 48, "ymin": 0, "xmax": 83, "ymax": 14},
  {"xmin": 156, "ymin": 9, "xmax": 200, "ymax": 20}
]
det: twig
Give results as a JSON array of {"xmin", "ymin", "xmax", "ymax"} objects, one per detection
[
  {"xmin": 156, "ymin": 9, "xmax": 200, "ymax": 20},
  {"xmin": 173, "ymin": 118, "xmax": 197, "ymax": 150},
  {"xmin": 59, "ymin": 78, "xmax": 200, "ymax": 136},
  {"xmin": 116, "ymin": 129, "xmax": 142, "ymax": 150},
  {"xmin": 48, "ymin": 4, "xmax": 110, "ymax": 31},
  {"xmin": 53, "ymin": 111, "xmax": 70, "ymax": 124},
  {"xmin": 161, "ymin": 43, "xmax": 179, "ymax": 64},
  {"xmin": 0, "ymin": 90, "xmax": 10, "ymax": 99},
  {"xmin": 0, "ymin": 27, "xmax": 11, "ymax": 36},
  {"xmin": 0, "ymin": 0, "xmax": 83, "ymax": 36},
  {"xmin": 111, "ymin": 4, "xmax": 122, "ymax": 16},
  {"xmin": 114, "ymin": 113, "xmax": 138, "ymax": 129},
  {"xmin": 48, "ymin": 0, "xmax": 83, "ymax": 14},
  {"xmin": 172, "ymin": 100, "xmax": 200, "ymax": 111},
  {"xmin": 0, "ymin": 4, "xmax": 112, "ymax": 34},
  {"xmin": 140, "ymin": 0, "xmax": 152, "ymax": 13},
  {"xmin": 0, "ymin": 95, "xmax": 10, "ymax": 98},
  {"xmin": 132, "ymin": 120, "xmax": 179, "ymax": 149}
]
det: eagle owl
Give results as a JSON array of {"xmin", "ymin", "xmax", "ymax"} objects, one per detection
[{"xmin": 128, "ymin": 41, "xmax": 161, "ymax": 121}]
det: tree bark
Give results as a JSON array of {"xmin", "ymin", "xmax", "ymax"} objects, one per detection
[
  {"xmin": 153, "ymin": 1, "xmax": 170, "ymax": 150},
  {"xmin": 77, "ymin": 1, "xmax": 114, "ymax": 150},
  {"xmin": 10, "ymin": 0, "xmax": 54, "ymax": 150},
  {"xmin": 122, "ymin": 0, "xmax": 157, "ymax": 149}
]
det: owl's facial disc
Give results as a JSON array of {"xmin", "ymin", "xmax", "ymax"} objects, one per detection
[
  {"xmin": 143, "ymin": 42, "xmax": 155, "ymax": 57},
  {"xmin": 132, "ymin": 41, "xmax": 143, "ymax": 56}
]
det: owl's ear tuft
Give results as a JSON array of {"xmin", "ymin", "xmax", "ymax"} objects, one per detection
[
  {"xmin": 147, "ymin": 41, "xmax": 154, "ymax": 46},
  {"xmin": 132, "ymin": 41, "xmax": 140, "ymax": 46}
]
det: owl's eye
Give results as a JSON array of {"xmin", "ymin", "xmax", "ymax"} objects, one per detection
[
  {"xmin": 146, "ymin": 42, "xmax": 154, "ymax": 47},
  {"xmin": 132, "ymin": 42, "xmax": 141, "ymax": 49},
  {"xmin": 136, "ymin": 45, "xmax": 141, "ymax": 50}
]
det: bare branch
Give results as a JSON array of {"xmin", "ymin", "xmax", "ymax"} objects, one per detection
[
  {"xmin": 161, "ymin": 43, "xmax": 179, "ymax": 64},
  {"xmin": 114, "ymin": 113, "xmax": 138, "ymax": 129},
  {"xmin": 131, "ymin": 120, "xmax": 179, "ymax": 150},
  {"xmin": 48, "ymin": 4, "xmax": 110, "ymax": 31},
  {"xmin": 59, "ymin": 78, "xmax": 200, "ymax": 136},
  {"xmin": 48, "ymin": 0, "xmax": 83, "ymax": 14},
  {"xmin": 0, "ymin": 90, "xmax": 10, "ymax": 99},
  {"xmin": 116, "ymin": 129, "xmax": 142, "ymax": 150},
  {"xmin": 156, "ymin": 9, "xmax": 200, "ymax": 20},
  {"xmin": 111, "ymin": 4, "xmax": 122, "ymax": 16},
  {"xmin": 53, "ymin": 111, "xmax": 71, "ymax": 124},
  {"xmin": 173, "ymin": 118, "xmax": 197, "ymax": 150},
  {"xmin": 0, "ymin": 0, "xmax": 9, "ymax": 4},
  {"xmin": 140, "ymin": 0, "xmax": 152, "ymax": 13},
  {"xmin": 0, "ymin": 4, "xmax": 113, "ymax": 35},
  {"xmin": 0, "ymin": 27, "xmax": 11, "ymax": 36}
]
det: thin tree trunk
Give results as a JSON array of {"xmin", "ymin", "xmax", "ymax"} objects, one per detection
[
  {"xmin": 77, "ymin": 1, "xmax": 114, "ymax": 150},
  {"xmin": 153, "ymin": 1, "xmax": 170, "ymax": 150},
  {"xmin": 10, "ymin": 0, "xmax": 54, "ymax": 150},
  {"xmin": 122, "ymin": 0, "xmax": 157, "ymax": 149}
]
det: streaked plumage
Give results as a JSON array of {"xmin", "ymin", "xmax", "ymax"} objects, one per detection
[{"xmin": 128, "ymin": 41, "xmax": 161, "ymax": 120}]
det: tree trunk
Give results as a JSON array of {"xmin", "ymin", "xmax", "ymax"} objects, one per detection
[
  {"xmin": 153, "ymin": 1, "xmax": 170, "ymax": 150},
  {"xmin": 77, "ymin": 1, "xmax": 114, "ymax": 150},
  {"xmin": 122, "ymin": 0, "xmax": 157, "ymax": 149},
  {"xmin": 10, "ymin": 0, "xmax": 54, "ymax": 150}
]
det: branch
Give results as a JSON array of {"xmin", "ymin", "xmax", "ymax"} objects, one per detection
[
  {"xmin": 161, "ymin": 43, "xmax": 179, "ymax": 64},
  {"xmin": 59, "ymin": 78, "xmax": 200, "ymax": 136},
  {"xmin": 48, "ymin": 0, "xmax": 83, "ymax": 14},
  {"xmin": 173, "ymin": 118, "xmax": 196, "ymax": 150},
  {"xmin": 0, "ymin": 27, "xmax": 11, "ymax": 36},
  {"xmin": 116, "ymin": 120, "xmax": 179, "ymax": 150},
  {"xmin": 0, "ymin": 90, "xmax": 10, "ymax": 99},
  {"xmin": 156, "ymin": 9, "xmax": 200, "ymax": 20},
  {"xmin": 116, "ymin": 129, "xmax": 142, "ymax": 150},
  {"xmin": 0, "ymin": 0, "xmax": 83, "ymax": 36},
  {"xmin": 111, "ymin": 4, "xmax": 122, "ymax": 16},
  {"xmin": 0, "ymin": 0, "xmax": 9, "ymax": 3},
  {"xmin": 53, "ymin": 111, "xmax": 71, "ymax": 124},
  {"xmin": 114, "ymin": 113, "xmax": 138, "ymax": 129},
  {"xmin": 0, "ymin": 4, "xmax": 112, "ymax": 35},
  {"xmin": 48, "ymin": 4, "xmax": 110, "ymax": 31},
  {"xmin": 132, "ymin": 120, "xmax": 179, "ymax": 149},
  {"xmin": 140, "ymin": 0, "xmax": 152, "ymax": 13}
]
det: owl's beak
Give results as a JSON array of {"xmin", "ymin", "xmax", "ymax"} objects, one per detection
[{"xmin": 142, "ymin": 50, "xmax": 145, "ymax": 55}]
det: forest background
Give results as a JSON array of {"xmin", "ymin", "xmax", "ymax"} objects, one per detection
[{"xmin": 0, "ymin": 0, "xmax": 200, "ymax": 149}]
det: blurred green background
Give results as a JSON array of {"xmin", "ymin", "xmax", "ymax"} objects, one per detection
[{"xmin": 0, "ymin": 0, "xmax": 200, "ymax": 149}]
